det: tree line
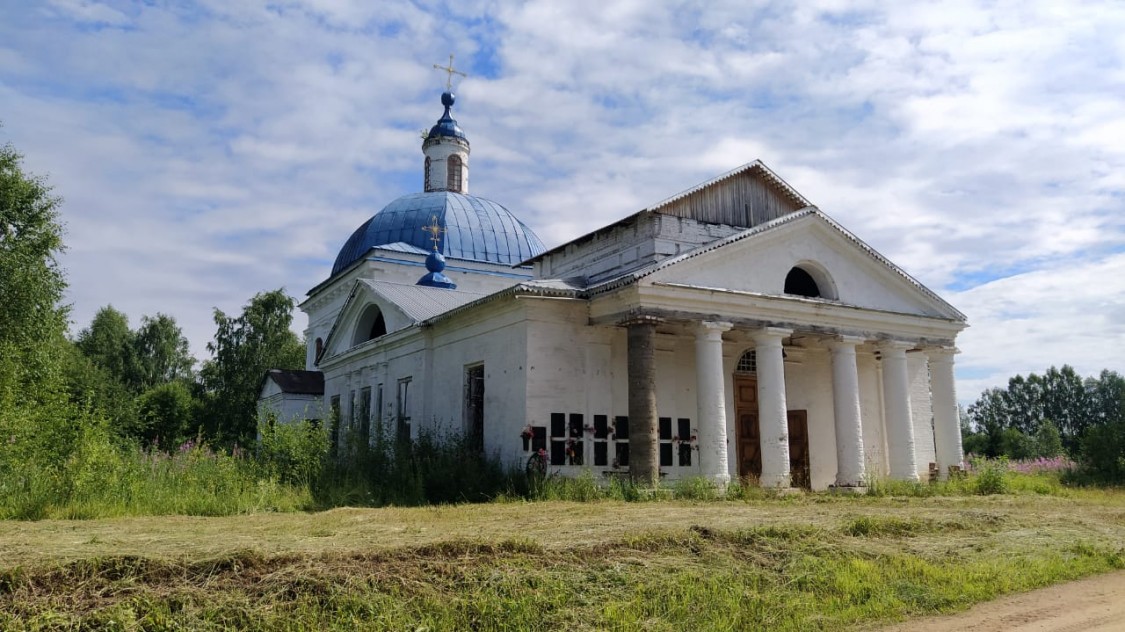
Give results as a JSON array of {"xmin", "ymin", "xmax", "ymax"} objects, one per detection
[
  {"xmin": 1, "ymin": 130, "xmax": 303, "ymax": 470},
  {"xmin": 963, "ymin": 366, "xmax": 1125, "ymax": 482}
]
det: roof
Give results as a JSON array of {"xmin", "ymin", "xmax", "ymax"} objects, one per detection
[
  {"xmin": 522, "ymin": 160, "xmax": 812, "ymax": 265},
  {"xmin": 357, "ymin": 278, "xmax": 488, "ymax": 322},
  {"xmin": 586, "ymin": 207, "xmax": 967, "ymax": 321},
  {"xmin": 262, "ymin": 369, "xmax": 324, "ymax": 395},
  {"xmin": 332, "ymin": 191, "xmax": 546, "ymax": 276},
  {"xmin": 422, "ymin": 208, "xmax": 966, "ymax": 324}
]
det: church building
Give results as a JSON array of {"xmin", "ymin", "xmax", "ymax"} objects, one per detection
[{"xmin": 260, "ymin": 84, "xmax": 967, "ymax": 491}]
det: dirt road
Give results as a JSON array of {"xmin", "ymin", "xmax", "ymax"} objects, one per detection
[{"xmin": 877, "ymin": 570, "xmax": 1125, "ymax": 631}]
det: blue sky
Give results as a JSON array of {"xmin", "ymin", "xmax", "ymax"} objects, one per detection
[{"xmin": 1, "ymin": 0, "xmax": 1123, "ymax": 404}]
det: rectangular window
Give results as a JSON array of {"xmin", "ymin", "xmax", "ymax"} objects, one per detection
[
  {"xmin": 677, "ymin": 418, "xmax": 693, "ymax": 466},
  {"xmin": 592, "ymin": 414, "xmax": 609, "ymax": 466},
  {"xmin": 550, "ymin": 412, "xmax": 566, "ymax": 466},
  {"xmin": 568, "ymin": 413, "xmax": 584, "ymax": 465},
  {"xmin": 329, "ymin": 395, "xmax": 341, "ymax": 458},
  {"xmin": 397, "ymin": 378, "xmax": 412, "ymax": 441},
  {"xmin": 613, "ymin": 416, "xmax": 629, "ymax": 468},
  {"xmin": 348, "ymin": 390, "xmax": 356, "ymax": 432},
  {"xmin": 659, "ymin": 417, "xmax": 673, "ymax": 467},
  {"xmin": 531, "ymin": 426, "xmax": 547, "ymax": 453},
  {"xmin": 359, "ymin": 386, "xmax": 372, "ymax": 448},
  {"xmin": 464, "ymin": 364, "xmax": 485, "ymax": 453},
  {"xmin": 375, "ymin": 384, "xmax": 383, "ymax": 437}
]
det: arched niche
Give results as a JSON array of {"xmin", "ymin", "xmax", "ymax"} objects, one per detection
[
  {"xmin": 353, "ymin": 304, "xmax": 387, "ymax": 347},
  {"xmin": 783, "ymin": 261, "xmax": 838, "ymax": 300}
]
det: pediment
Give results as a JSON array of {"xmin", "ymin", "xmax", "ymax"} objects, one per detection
[
  {"xmin": 319, "ymin": 280, "xmax": 416, "ymax": 362},
  {"xmin": 645, "ymin": 210, "xmax": 964, "ymax": 321}
]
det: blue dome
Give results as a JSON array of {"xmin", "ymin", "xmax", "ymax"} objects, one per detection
[{"xmin": 332, "ymin": 192, "xmax": 546, "ymax": 276}]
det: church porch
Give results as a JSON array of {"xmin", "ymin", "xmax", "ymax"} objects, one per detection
[{"xmin": 534, "ymin": 305, "xmax": 964, "ymax": 491}]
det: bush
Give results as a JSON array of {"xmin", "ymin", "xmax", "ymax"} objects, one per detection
[
  {"xmin": 1076, "ymin": 420, "xmax": 1125, "ymax": 484},
  {"xmin": 972, "ymin": 457, "xmax": 1010, "ymax": 495}
]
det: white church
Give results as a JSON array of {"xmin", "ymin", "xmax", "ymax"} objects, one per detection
[{"xmin": 259, "ymin": 84, "xmax": 967, "ymax": 491}]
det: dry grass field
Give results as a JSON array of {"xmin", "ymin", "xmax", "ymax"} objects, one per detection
[{"xmin": 2, "ymin": 489, "xmax": 1123, "ymax": 630}]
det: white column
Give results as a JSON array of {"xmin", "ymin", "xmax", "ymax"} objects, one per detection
[
  {"xmin": 753, "ymin": 327, "xmax": 793, "ymax": 488},
  {"xmin": 879, "ymin": 341, "xmax": 918, "ymax": 481},
  {"xmin": 830, "ymin": 336, "xmax": 867, "ymax": 487},
  {"xmin": 927, "ymin": 347, "xmax": 964, "ymax": 478},
  {"xmin": 695, "ymin": 321, "xmax": 733, "ymax": 487}
]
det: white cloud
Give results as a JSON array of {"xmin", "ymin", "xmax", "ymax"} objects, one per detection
[{"xmin": 0, "ymin": 0, "xmax": 1122, "ymax": 402}]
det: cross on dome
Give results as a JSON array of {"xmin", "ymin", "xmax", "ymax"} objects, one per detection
[
  {"xmin": 432, "ymin": 53, "xmax": 467, "ymax": 92},
  {"xmin": 421, "ymin": 214, "xmax": 445, "ymax": 251}
]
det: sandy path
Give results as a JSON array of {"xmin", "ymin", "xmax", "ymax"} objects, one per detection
[{"xmin": 876, "ymin": 570, "xmax": 1125, "ymax": 632}]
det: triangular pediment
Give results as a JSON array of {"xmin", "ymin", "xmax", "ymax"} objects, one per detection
[
  {"xmin": 319, "ymin": 281, "xmax": 418, "ymax": 362},
  {"xmin": 645, "ymin": 160, "xmax": 812, "ymax": 229},
  {"xmin": 643, "ymin": 209, "xmax": 965, "ymax": 321}
]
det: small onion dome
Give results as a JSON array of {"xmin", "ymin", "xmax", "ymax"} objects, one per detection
[
  {"xmin": 417, "ymin": 251, "xmax": 456, "ymax": 289},
  {"xmin": 426, "ymin": 92, "xmax": 466, "ymax": 140}
]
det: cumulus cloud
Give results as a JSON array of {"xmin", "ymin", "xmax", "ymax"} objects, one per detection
[{"xmin": 0, "ymin": 0, "xmax": 1122, "ymax": 401}]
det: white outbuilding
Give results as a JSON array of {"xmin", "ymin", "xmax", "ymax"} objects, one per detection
[{"xmin": 269, "ymin": 89, "xmax": 968, "ymax": 491}]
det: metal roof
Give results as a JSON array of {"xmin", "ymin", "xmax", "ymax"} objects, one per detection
[
  {"xmin": 332, "ymin": 192, "xmax": 546, "ymax": 276},
  {"xmin": 262, "ymin": 369, "xmax": 324, "ymax": 395},
  {"xmin": 358, "ymin": 279, "xmax": 488, "ymax": 322}
]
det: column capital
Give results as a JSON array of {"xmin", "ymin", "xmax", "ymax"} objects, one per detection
[
  {"xmin": 828, "ymin": 335, "xmax": 867, "ymax": 350},
  {"xmin": 876, "ymin": 339, "xmax": 915, "ymax": 353},
  {"xmin": 696, "ymin": 320, "xmax": 733, "ymax": 337},
  {"xmin": 924, "ymin": 346, "xmax": 960, "ymax": 361},
  {"xmin": 751, "ymin": 327, "xmax": 792, "ymax": 344},
  {"xmin": 618, "ymin": 315, "xmax": 665, "ymax": 328}
]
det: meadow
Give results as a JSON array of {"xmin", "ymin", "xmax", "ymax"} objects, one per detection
[{"xmin": 2, "ymin": 468, "xmax": 1123, "ymax": 631}]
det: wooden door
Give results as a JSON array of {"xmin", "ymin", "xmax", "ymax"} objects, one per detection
[
  {"xmin": 734, "ymin": 377, "xmax": 761, "ymax": 479},
  {"xmin": 787, "ymin": 410, "xmax": 810, "ymax": 489}
]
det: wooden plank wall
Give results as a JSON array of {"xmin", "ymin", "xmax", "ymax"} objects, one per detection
[{"xmin": 657, "ymin": 170, "xmax": 803, "ymax": 228}]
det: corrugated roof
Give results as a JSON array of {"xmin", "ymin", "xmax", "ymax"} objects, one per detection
[
  {"xmin": 264, "ymin": 369, "xmax": 324, "ymax": 395},
  {"xmin": 358, "ymin": 279, "xmax": 488, "ymax": 323}
]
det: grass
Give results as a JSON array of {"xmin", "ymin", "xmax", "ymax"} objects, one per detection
[{"xmin": 1, "ymin": 491, "xmax": 1123, "ymax": 630}]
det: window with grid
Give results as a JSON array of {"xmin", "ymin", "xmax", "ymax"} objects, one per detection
[{"xmin": 737, "ymin": 349, "xmax": 757, "ymax": 373}]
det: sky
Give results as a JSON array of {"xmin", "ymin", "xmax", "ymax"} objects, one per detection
[{"xmin": 1, "ymin": 0, "xmax": 1122, "ymax": 405}]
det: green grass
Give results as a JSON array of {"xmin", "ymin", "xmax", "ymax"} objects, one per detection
[{"xmin": 1, "ymin": 492, "xmax": 1123, "ymax": 630}]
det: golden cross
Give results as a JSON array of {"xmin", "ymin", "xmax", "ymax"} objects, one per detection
[
  {"xmin": 421, "ymin": 215, "xmax": 445, "ymax": 251},
  {"xmin": 433, "ymin": 53, "xmax": 467, "ymax": 92}
]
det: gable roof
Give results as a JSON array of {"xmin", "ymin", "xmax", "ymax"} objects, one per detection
[
  {"xmin": 319, "ymin": 279, "xmax": 489, "ymax": 363},
  {"xmin": 261, "ymin": 369, "xmax": 324, "ymax": 395},
  {"xmin": 646, "ymin": 160, "xmax": 812, "ymax": 213},
  {"xmin": 523, "ymin": 160, "xmax": 812, "ymax": 265},
  {"xmin": 587, "ymin": 207, "xmax": 967, "ymax": 321},
  {"xmin": 358, "ymin": 279, "xmax": 488, "ymax": 322}
]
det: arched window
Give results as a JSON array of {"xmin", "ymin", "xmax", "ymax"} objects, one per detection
[
  {"xmin": 783, "ymin": 262, "xmax": 838, "ymax": 300},
  {"xmin": 447, "ymin": 155, "xmax": 462, "ymax": 192},
  {"xmin": 784, "ymin": 267, "xmax": 821, "ymax": 297},
  {"xmin": 736, "ymin": 349, "xmax": 757, "ymax": 374},
  {"xmin": 353, "ymin": 305, "xmax": 388, "ymax": 346},
  {"xmin": 315, "ymin": 337, "xmax": 324, "ymax": 360},
  {"xmin": 424, "ymin": 156, "xmax": 432, "ymax": 192}
]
